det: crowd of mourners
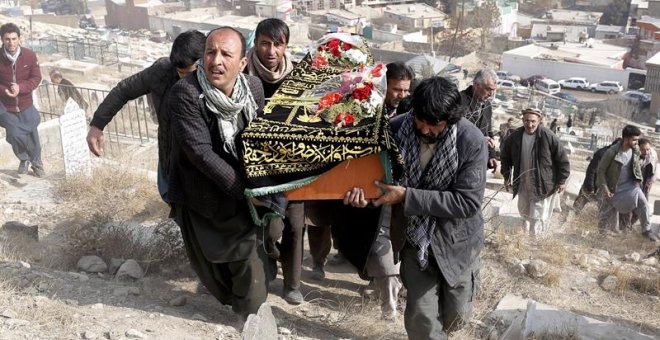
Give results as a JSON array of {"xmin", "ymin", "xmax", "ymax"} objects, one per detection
[{"xmin": 1, "ymin": 18, "xmax": 658, "ymax": 340}]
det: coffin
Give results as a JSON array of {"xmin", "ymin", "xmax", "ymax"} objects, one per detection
[
  {"xmin": 240, "ymin": 45, "xmax": 401, "ymax": 199},
  {"xmin": 284, "ymin": 153, "xmax": 384, "ymax": 200}
]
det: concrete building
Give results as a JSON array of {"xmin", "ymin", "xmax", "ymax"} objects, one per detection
[
  {"xmin": 544, "ymin": 9, "xmax": 603, "ymax": 26},
  {"xmin": 254, "ymin": 0, "xmax": 293, "ymax": 19},
  {"xmin": 293, "ymin": 0, "xmax": 354, "ymax": 12},
  {"xmin": 575, "ymin": 0, "xmax": 612, "ymax": 7},
  {"xmin": 644, "ymin": 51, "xmax": 660, "ymax": 114},
  {"xmin": 323, "ymin": 9, "xmax": 367, "ymax": 26},
  {"xmin": 492, "ymin": 0, "xmax": 518, "ymax": 36},
  {"xmin": 595, "ymin": 25, "xmax": 626, "ymax": 39},
  {"xmin": 149, "ymin": 8, "xmax": 254, "ymax": 36},
  {"xmin": 105, "ymin": 0, "xmax": 185, "ymax": 31},
  {"xmin": 636, "ymin": 16, "xmax": 660, "ymax": 67},
  {"xmin": 305, "ymin": 8, "xmax": 367, "ymax": 36},
  {"xmin": 530, "ymin": 24, "xmax": 590, "ymax": 42},
  {"xmin": 357, "ymin": 0, "xmax": 416, "ymax": 7},
  {"xmin": 501, "ymin": 41, "xmax": 643, "ymax": 88},
  {"xmin": 525, "ymin": 10, "xmax": 603, "ymax": 42},
  {"xmin": 382, "ymin": 3, "xmax": 447, "ymax": 31},
  {"xmin": 148, "ymin": 8, "xmax": 310, "ymax": 43},
  {"xmin": 371, "ymin": 25, "xmax": 426, "ymax": 43},
  {"xmin": 631, "ymin": 0, "xmax": 649, "ymax": 18},
  {"xmin": 649, "ymin": 0, "xmax": 660, "ymax": 17}
]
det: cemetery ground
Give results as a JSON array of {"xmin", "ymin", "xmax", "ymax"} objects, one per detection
[{"xmin": 0, "ymin": 149, "xmax": 658, "ymax": 340}]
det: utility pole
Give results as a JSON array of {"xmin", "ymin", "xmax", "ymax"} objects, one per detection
[
  {"xmin": 448, "ymin": 0, "xmax": 465, "ymax": 63},
  {"xmin": 430, "ymin": 26, "xmax": 434, "ymax": 58}
]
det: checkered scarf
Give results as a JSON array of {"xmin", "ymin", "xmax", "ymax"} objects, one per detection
[
  {"xmin": 196, "ymin": 60, "xmax": 258, "ymax": 159},
  {"xmin": 397, "ymin": 114, "xmax": 458, "ymax": 270}
]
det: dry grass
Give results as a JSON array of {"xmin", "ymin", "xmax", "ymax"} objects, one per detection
[
  {"xmin": 489, "ymin": 224, "xmax": 532, "ymax": 262},
  {"xmin": 51, "ymin": 163, "xmax": 183, "ymax": 272},
  {"xmin": 53, "ymin": 165, "xmax": 166, "ymax": 223},
  {"xmin": 538, "ymin": 269, "xmax": 562, "ymax": 287},
  {"xmin": 0, "ymin": 234, "xmax": 39, "ymax": 263},
  {"xmin": 0, "ymin": 274, "xmax": 74, "ymax": 332},
  {"xmin": 17, "ymin": 295, "xmax": 75, "ymax": 330},
  {"xmin": 563, "ymin": 203, "xmax": 658, "ymax": 258},
  {"xmin": 61, "ymin": 217, "xmax": 186, "ymax": 274},
  {"xmin": 536, "ymin": 238, "xmax": 570, "ymax": 266},
  {"xmin": 608, "ymin": 266, "xmax": 660, "ymax": 296}
]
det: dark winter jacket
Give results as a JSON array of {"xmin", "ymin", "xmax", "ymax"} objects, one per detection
[
  {"xmin": 459, "ymin": 85, "xmax": 497, "ymax": 160},
  {"xmin": 581, "ymin": 143, "xmax": 613, "ymax": 193},
  {"xmin": 500, "ymin": 125, "xmax": 571, "ymax": 199},
  {"xmin": 168, "ymin": 73, "xmax": 265, "ymax": 219},
  {"xmin": 389, "ymin": 115, "xmax": 487, "ymax": 287},
  {"xmin": 167, "ymin": 73, "xmax": 264, "ymax": 262},
  {"xmin": 0, "ymin": 47, "xmax": 41, "ymax": 113},
  {"xmin": 90, "ymin": 57, "xmax": 179, "ymax": 176}
]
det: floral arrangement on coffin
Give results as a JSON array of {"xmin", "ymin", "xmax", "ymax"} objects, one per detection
[
  {"xmin": 311, "ymin": 33, "xmax": 369, "ymax": 70},
  {"xmin": 298, "ymin": 63, "xmax": 387, "ymax": 128}
]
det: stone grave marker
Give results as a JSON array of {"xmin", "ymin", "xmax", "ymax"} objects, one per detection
[{"xmin": 59, "ymin": 98, "xmax": 91, "ymax": 177}]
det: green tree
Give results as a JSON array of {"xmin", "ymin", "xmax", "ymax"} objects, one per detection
[{"xmin": 471, "ymin": 0, "xmax": 501, "ymax": 49}]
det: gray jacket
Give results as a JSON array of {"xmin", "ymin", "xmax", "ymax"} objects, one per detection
[{"xmin": 389, "ymin": 116, "xmax": 487, "ymax": 287}]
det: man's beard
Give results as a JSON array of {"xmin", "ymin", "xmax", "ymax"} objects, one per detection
[
  {"xmin": 386, "ymin": 98, "xmax": 400, "ymax": 109},
  {"xmin": 414, "ymin": 127, "xmax": 441, "ymax": 144}
]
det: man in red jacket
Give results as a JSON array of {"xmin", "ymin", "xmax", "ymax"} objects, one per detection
[{"xmin": 0, "ymin": 23, "xmax": 44, "ymax": 177}]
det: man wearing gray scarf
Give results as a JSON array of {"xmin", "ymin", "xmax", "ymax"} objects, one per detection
[
  {"xmin": 345, "ymin": 77, "xmax": 487, "ymax": 339},
  {"xmin": 0, "ymin": 23, "xmax": 44, "ymax": 177},
  {"xmin": 245, "ymin": 18, "xmax": 294, "ymax": 98},
  {"xmin": 168, "ymin": 27, "xmax": 267, "ymax": 324}
]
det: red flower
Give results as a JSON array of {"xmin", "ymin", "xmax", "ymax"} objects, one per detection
[
  {"xmin": 312, "ymin": 55, "xmax": 328, "ymax": 69},
  {"xmin": 326, "ymin": 39, "xmax": 342, "ymax": 57},
  {"xmin": 327, "ymin": 39, "xmax": 340, "ymax": 50},
  {"xmin": 318, "ymin": 92, "xmax": 343, "ymax": 112},
  {"xmin": 342, "ymin": 42, "xmax": 353, "ymax": 51},
  {"xmin": 344, "ymin": 113, "xmax": 356, "ymax": 124},
  {"xmin": 371, "ymin": 64, "xmax": 384, "ymax": 78},
  {"xmin": 334, "ymin": 112, "xmax": 357, "ymax": 125},
  {"xmin": 352, "ymin": 82, "xmax": 374, "ymax": 101},
  {"xmin": 334, "ymin": 112, "xmax": 346, "ymax": 124}
]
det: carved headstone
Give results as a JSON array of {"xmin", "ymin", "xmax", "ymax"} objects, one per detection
[{"xmin": 59, "ymin": 98, "xmax": 91, "ymax": 177}]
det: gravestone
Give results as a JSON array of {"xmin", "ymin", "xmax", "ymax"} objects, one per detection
[{"xmin": 59, "ymin": 98, "xmax": 91, "ymax": 177}]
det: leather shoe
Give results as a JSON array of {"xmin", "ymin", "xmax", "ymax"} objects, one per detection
[
  {"xmin": 17, "ymin": 160, "xmax": 29, "ymax": 175},
  {"xmin": 282, "ymin": 288, "xmax": 303, "ymax": 305},
  {"xmin": 310, "ymin": 264, "xmax": 325, "ymax": 281},
  {"xmin": 32, "ymin": 165, "xmax": 46, "ymax": 178}
]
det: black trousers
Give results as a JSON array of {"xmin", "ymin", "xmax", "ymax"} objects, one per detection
[{"xmin": 172, "ymin": 204, "xmax": 268, "ymax": 320}]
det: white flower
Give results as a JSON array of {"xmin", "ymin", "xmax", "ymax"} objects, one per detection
[
  {"xmin": 344, "ymin": 49, "xmax": 367, "ymax": 65},
  {"xmin": 369, "ymin": 91, "xmax": 382, "ymax": 108}
]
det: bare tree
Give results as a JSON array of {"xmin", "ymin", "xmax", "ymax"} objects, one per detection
[
  {"xmin": 471, "ymin": 0, "xmax": 501, "ymax": 49},
  {"xmin": 602, "ymin": 97, "xmax": 639, "ymax": 138},
  {"xmin": 448, "ymin": 0, "xmax": 465, "ymax": 62}
]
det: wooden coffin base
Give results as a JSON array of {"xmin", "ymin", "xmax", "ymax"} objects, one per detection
[{"xmin": 285, "ymin": 154, "xmax": 384, "ymax": 200}]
